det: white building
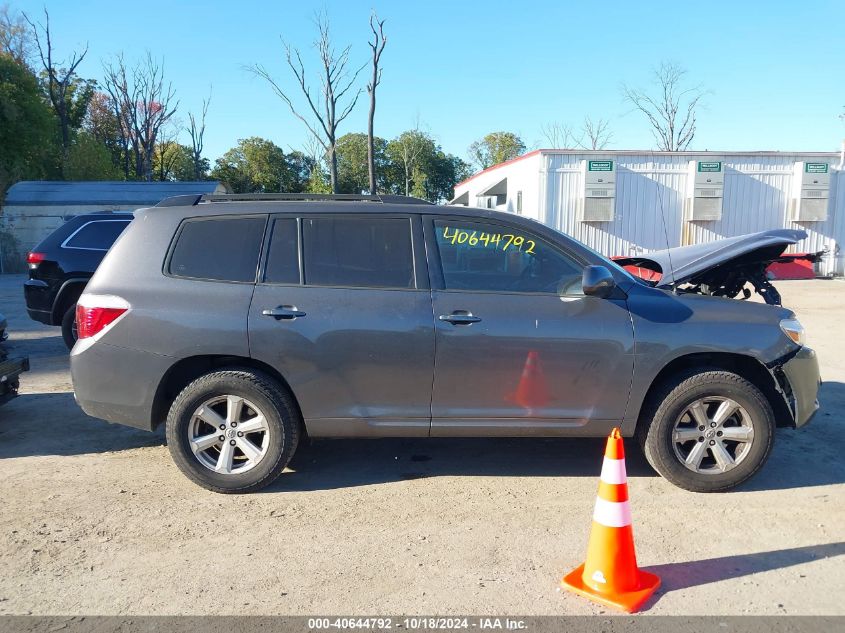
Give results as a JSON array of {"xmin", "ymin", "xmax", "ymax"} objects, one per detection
[{"xmin": 451, "ymin": 150, "xmax": 845, "ymax": 276}]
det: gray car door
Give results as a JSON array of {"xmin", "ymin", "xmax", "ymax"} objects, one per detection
[
  {"xmin": 248, "ymin": 213, "xmax": 435, "ymax": 437},
  {"xmin": 425, "ymin": 215, "xmax": 634, "ymax": 436}
]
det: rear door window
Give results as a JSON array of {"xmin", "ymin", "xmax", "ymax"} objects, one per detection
[
  {"xmin": 169, "ymin": 216, "xmax": 266, "ymax": 282},
  {"xmin": 63, "ymin": 220, "xmax": 131, "ymax": 250},
  {"xmin": 302, "ymin": 217, "xmax": 415, "ymax": 289}
]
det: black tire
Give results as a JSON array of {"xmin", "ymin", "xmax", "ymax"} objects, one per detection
[
  {"xmin": 637, "ymin": 369, "xmax": 775, "ymax": 493},
  {"xmin": 165, "ymin": 368, "xmax": 301, "ymax": 493},
  {"xmin": 61, "ymin": 304, "xmax": 78, "ymax": 351}
]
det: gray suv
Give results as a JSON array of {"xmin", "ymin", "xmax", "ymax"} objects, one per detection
[{"xmin": 70, "ymin": 194, "xmax": 820, "ymax": 494}]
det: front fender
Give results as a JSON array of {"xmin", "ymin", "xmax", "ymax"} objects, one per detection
[{"xmin": 622, "ymin": 284, "xmax": 797, "ymax": 431}]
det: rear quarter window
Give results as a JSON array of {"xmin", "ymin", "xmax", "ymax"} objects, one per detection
[
  {"xmin": 168, "ymin": 216, "xmax": 266, "ymax": 282},
  {"xmin": 62, "ymin": 220, "xmax": 131, "ymax": 250}
]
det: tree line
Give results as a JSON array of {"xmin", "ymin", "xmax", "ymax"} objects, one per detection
[
  {"xmin": 10, "ymin": 4, "xmax": 808, "ymax": 206},
  {"xmin": 0, "ymin": 6, "xmax": 478, "ymax": 203}
]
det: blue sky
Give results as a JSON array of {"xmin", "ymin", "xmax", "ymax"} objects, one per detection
[{"xmin": 14, "ymin": 0, "xmax": 845, "ymax": 165}]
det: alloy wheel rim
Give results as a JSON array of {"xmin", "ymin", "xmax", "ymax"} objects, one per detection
[
  {"xmin": 671, "ymin": 396, "xmax": 754, "ymax": 474},
  {"xmin": 188, "ymin": 395, "xmax": 270, "ymax": 474}
]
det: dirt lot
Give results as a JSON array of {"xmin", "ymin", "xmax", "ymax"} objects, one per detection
[{"xmin": 0, "ymin": 274, "xmax": 843, "ymax": 616}]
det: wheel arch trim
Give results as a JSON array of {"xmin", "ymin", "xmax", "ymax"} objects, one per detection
[
  {"xmin": 630, "ymin": 351, "xmax": 794, "ymax": 435},
  {"xmin": 150, "ymin": 354, "xmax": 304, "ymax": 431}
]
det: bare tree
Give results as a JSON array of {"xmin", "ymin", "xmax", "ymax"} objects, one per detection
[
  {"xmin": 23, "ymin": 8, "xmax": 89, "ymax": 159},
  {"xmin": 623, "ymin": 61, "xmax": 706, "ymax": 151},
  {"xmin": 1, "ymin": 3, "xmax": 33, "ymax": 65},
  {"xmin": 102, "ymin": 53, "xmax": 178, "ymax": 181},
  {"xmin": 366, "ymin": 12, "xmax": 386, "ymax": 195},
  {"xmin": 187, "ymin": 90, "xmax": 211, "ymax": 180},
  {"xmin": 250, "ymin": 12, "xmax": 364, "ymax": 193},
  {"xmin": 579, "ymin": 116, "xmax": 613, "ymax": 150},
  {"xmin": 540, "ymin": 121, "xmax": 578, "ymax": 148}
]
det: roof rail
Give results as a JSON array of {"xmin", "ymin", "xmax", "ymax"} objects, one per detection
[
  {"xmin": 155, "ymin": 194, "xmax": 204, "ymax": 207},
  {"xmin": 376, "ymin": 194, "xmax": 433, "ymax": 205},
  {"xmin": 154, "ymin": 193, "xmax": 434, "ymax": 207}
]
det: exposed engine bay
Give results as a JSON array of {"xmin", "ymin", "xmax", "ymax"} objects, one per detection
[{"xmin": 613, "ymin": 230, "xmax": 824, "ymax": 306}]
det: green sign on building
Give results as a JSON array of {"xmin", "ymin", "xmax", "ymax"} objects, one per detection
[
  {"xmin": 805, "ymin": 163, "xmax": 828, "ymax": 174},
  {"xmin": 588, "ymin": 160, "xmax": 613, "ymax": 172},
  {"xmin": 698, "ymin": 161, "xmax": 722, "ymax": 172}
]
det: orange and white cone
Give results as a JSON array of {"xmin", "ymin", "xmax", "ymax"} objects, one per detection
[{"xmin": 561, "ymin": 428, "xmax": 660, "ymax": 613}]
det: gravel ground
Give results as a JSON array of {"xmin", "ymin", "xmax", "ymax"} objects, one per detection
[{"xmin": 0, "ymin": 274, "xmax": 843, "ymax": 616}]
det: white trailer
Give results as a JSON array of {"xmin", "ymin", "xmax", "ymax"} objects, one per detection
[{"xmin": 451, "ymin": 150, "xmax": 844, "ymax": 276}]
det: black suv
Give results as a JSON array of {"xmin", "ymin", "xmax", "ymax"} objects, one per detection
[{"xmin": 24, "ymin": 212, "xmax": 133, "ymax": 349}]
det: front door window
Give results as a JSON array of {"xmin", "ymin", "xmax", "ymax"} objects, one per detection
[{"xmin": 433, "ymin": 219, "xmax": 584, "ymax": 295}]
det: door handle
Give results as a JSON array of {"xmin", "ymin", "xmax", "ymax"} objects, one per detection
[
  {"xmin": 439, "ymin": 311, "xmax": 481, "ymax": 325},
  {"xmin": 262, "ymin": 305, "xmax": 306, "ymax": 320}
]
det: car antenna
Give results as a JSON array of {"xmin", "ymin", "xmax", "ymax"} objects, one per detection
[{"xmin": 652, "ymin": 149, "xmax": 676, "ymax": 287}]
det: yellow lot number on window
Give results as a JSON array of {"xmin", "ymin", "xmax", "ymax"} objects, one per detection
[{"xmin": 442, "ymin": 226, "xmax": 536, "ymax": 254}]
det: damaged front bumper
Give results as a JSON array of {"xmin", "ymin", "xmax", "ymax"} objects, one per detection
[{"xmin": 772, "ymin": 346, "xmax": 820, "ymax": 428}]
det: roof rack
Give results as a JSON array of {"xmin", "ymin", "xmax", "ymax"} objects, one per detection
[{"xmin": 155, "ymin": 193, "xmax": 434, "ymax": 207}]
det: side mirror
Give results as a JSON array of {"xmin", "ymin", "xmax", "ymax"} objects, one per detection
[{"xmin": 582, "ymin": 265, "xmax": 616, "ymax": 298}]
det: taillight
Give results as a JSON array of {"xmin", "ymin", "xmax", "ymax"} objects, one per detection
[
  {"xmin": 27, "ymin": 252, "xmax": 46, "ymax": 269},
  {"xmin": 75, "ymin": 295, "xmax": 129, "ymax": 340}
]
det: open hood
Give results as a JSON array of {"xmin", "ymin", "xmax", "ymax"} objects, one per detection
[{"xmin": 614, "ymin": 229, "xmax": 813, "ymax": 305}]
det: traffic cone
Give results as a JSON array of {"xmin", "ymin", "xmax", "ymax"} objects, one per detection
[
  {"xmin": 511, "ymin": 350, "xmax": 549, "ymax": 412},
  {"xmin": 561, "ymin": 428, "xmax": 660, "ymax": 613}
]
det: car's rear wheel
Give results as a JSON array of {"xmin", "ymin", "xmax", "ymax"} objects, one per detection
[
  {"xmin": 165, "ymin": 369, "xmax": 300, "ymax": 493},
  {"xmin": 638, "ymin": 369, "xmax": 775, "ymax": 492},
  {"xmin": 61, "ymin": 304, "xmax": 77, "ymax": 350}
]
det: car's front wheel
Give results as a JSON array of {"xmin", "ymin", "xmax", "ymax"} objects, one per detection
[
  {"xmin": 165, "ymin": 369, "xmax": 300, "ymax": 493},
  {"xmin": 638, "ymin": 369, "xmax": 775, "ymax": 492}
]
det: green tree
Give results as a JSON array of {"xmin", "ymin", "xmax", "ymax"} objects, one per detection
[
  {"xmin": 64, "ymin": 131, "xmax": 120, "ymax": 180},
  {"xmin": 385, "ymin": 129, "xmax": 435, "ymax": 197},
  {"xmin": 0, "ymin": 53, "xmax": 58, "ymax": 202},
  {"xmin": 210, "ymin": 137, "xmax": 295, "ymax": 193},
  {"xmin": 286, "ymin": 150, "xmax": 315, "ymax": 192},
  {"xmin": 83, "ymin": 91, "xmax": 130, "ymax": 177},
  {"xmin": 423, "ymin": 151, "xmax": 472, "ymax": 202},
  {"xmin": 305, "ymin": 165, "xmax": 331, "ymax": 193},
  {"xmin": 154, "ymin": 141, "xmax": 205, "ymax": 181},
  {"xmin": 336, "ymin": 132, "xmax": 388, "ymax": 194},
  {"xmin": 468, "ymin": 131, "xmax": 526, "ymax": 170},
  {"xmin": 385, "ymin": 130, "xmax": 469, "ymax": 202}
]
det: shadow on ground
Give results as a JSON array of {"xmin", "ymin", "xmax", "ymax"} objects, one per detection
[
  {"xmin": 645, "ymin": 541, "xmax": 845, "ymax": 593},
  {"xmin": 1, "ymin": 383, "xmax": 842, "ymax": 495},
  {"xmin": 639, "ymin": 541, "xmax": 845, "ymax": 611},
  {"xmin": 273, "ymin": 435, "xmax": 656, "ymax": 492},
  {"xmin": 738, "ymin": 381, "xmax": 845, "ymax": 492},
  {"xmin": 0, "ymin": 392, "xmax": 164, "ymax": 458}
]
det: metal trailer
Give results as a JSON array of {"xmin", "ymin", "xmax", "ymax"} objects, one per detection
[{"xmin": 451, "ymin": 150, "xmax": 844, "ymax": 277}]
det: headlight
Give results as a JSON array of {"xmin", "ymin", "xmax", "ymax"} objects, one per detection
[{"xmin": 780, "ymin": 317, "xmax": 805, "ymax": 346}]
